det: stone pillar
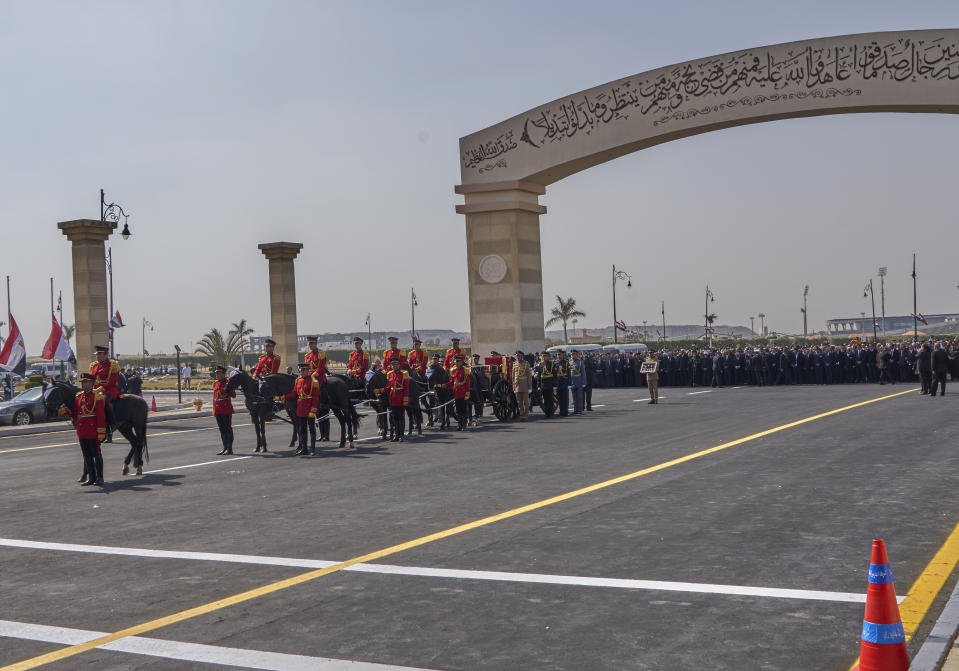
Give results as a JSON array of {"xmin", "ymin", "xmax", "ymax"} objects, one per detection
[
  {"xmin": 258, "ymin": 242, "xmax": 303, "ymax": 370},
  {"xmin": 58, "ymin": 219, "xmax": 116, "ymax": 366},
  {"xmin": 455, "ymin": 181, "xmax": 546, "ymax": 357}
]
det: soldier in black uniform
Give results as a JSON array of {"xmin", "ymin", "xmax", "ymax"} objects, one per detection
[
  {"xmin": 555, "ymin": 350, "xmax": 570, "ymax": 417},
  {"xmin": 535, "ymin": 352, "xmax": 556, "ymax": 418},
  {"xmin": 917, "ymin": 343, "xmax": 932, "ymax": 394}
]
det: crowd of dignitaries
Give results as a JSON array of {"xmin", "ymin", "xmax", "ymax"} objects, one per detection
[{"xmin": 584, "ymin": 340, "xmax": 959, "ymax": 393}]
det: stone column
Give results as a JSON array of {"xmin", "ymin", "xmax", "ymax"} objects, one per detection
[
  {"xmin": 58, "ymin": 219, "xmax": 116, "ymax": 366},
  {"xmin": 455, "ymin": 181, "xmax": 546, "ymax": 357},
  {"xmin": 258, "ymin": 242, "xmax": 303, "ymax": 370}
]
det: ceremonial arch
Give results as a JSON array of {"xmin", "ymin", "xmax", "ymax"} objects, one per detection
[{"xmin": 455, "ymin": 29, "xmax": 959, "ymax": 356}]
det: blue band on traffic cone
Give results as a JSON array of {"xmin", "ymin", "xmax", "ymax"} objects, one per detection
[
  {"xmin": 868, "ymin": 563, "xmax": 894, "ymax": 584},
  {"xmin": 861, "ymin": 620, "xmax": 905, "ymax": 644}
]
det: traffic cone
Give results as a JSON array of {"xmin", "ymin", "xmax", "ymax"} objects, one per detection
[
  {"xmin": 150, "ymin": 396, "xmax": 158, "ymax": 412},
  {"xmin": 855, "ymin": 538, "xmax": 909, "ymax": 671}
]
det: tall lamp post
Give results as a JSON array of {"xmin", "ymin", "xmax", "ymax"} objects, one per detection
[
  {"xmin": 704, "ymin": 285, "xmax": 715, "ymax": 345},
  {"xmin": 411, "ymin": 288, "xmax": 418, "ymax": 340},
  {"xmin": 801, "ymin": 285, "xmax": 809, "ymax": 337},
  {"xmin": 750, "ymin": 316, "xmax": 755, "ymax": 338},
  {"xmin": 758, "ymin": 312, "xmax": 765, "ymax": 338},
  {"xmin": 101, "ymin": 189, "xmax": 131, "ymax": 359},
  {"xmin": 612, "ymin": 265, "xmax": 631, "ymax": 344},
  {"xmin": 878, "ymin": 267, "xmax": 887, "ymax": 338},
  {"xmin": 141, "ymin": 318, "xmax": 153, "ymax": 370},
  {"xmin": 864, "ymin": 280, "xmax": 878, "ymax": 342}
]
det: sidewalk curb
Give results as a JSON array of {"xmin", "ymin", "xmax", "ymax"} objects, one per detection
[
  {"xmin": 0, "ymin": 410, "xmax": 215, "ymax": 437},
  {"xmin": 910, "ymin": 578, "xmax": 959, "ymax": 670}
]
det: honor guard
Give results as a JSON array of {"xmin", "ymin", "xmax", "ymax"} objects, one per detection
[
  {"xmin": 213, "ymin": 366, "xmax": 236, "ymax": 455},
  {"xmin": 512, "ymin": 349, "xmax": 532, "ymax": 421},
  {"xmin": 446, "ymin": 354, "xmax": 471, "ymax": 431},
  {"xmin": 535, "ymin": 352, "xmax": 556, "ymax": 418},
  {"xmin": 645, "ymin": 350, "xmax": 660, "ymax": 404},
  {"xmin": 382, "ymin": 336, "xmax": 406, "ymax": 371},
  {"xmin": 443, "ymin": 337, "xmax": 464, "ymax": 369},
  {"xmin": 407, "ymin": 338, "xmax": 428, "ymax": 375},
  {"xmin": 71, "ymin": 372, "xmax": 106, "ymax": 486},
  {"xmin": 286, "ymin": 363, "xmax": 320, "ymax": 455},
  {"xmin": 569, "ymin": 350, "xmax": 586, "ymax": 413},
  {"xmin": 305, "ymin": 336, "xmax": 329, "ymax": 441},
  {"xmin": 347, "ymin": 337, "xmax": 370, "ymax": 380},
  {"xmin": 387, "ymin": 358, "xmax": 410, "ymax": 442},
  {"xmin": 555, "ymin": 350, "xmax": 570, "ymax": 416},
  {"xmin": 90, "ymin": 344, "xmax": 120, "ymax": 441},
  {"xmin": 253, "ymin": 338, "xmax": 281, "ymax": 379}
]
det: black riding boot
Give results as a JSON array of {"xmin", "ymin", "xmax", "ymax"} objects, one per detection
[{"xmin": 94, "ymin": 455, "xmax": 104, "ymax": 485}]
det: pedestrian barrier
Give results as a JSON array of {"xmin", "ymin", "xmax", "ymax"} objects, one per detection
[{"xmin": 854, "ymin": 538, "xmax": 909, "ymax": 671}]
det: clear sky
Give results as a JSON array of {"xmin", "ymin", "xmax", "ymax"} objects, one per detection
[{"xmin": 1, "ymin": 0, "xmax": 958, "ymax": 355}]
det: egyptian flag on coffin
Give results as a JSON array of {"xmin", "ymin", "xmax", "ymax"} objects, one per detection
[
  {"xmin": 0, "ymin": 315, "xmax": 26, "ymax": 376},
  {"xmin": 41, "ymin": 313, "xmax": 75, "ymax": 362}
]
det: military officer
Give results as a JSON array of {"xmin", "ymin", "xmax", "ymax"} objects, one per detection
[
  {"xmin": 569, "ymin": 350, "xmax": 586, "ymax": 414},
  {"xmin": 71, "ymin": 372, "xmax": 106, "ymax": 486},
  {"xmin": 512, "ymin": 349, "xmax": 532, "ymax": 420},
  {"xmin": 447, "ymin": 354, "xmax": 471, "ymax": 431},
  {"xmin": 347, "ymin": 337, "xmax": 370, "ymax": 381},
  {"xmin": 535, "ymin": 351, "xmax": 556, "ymax": 418},
  {"xmin": 382, "ymin": 336, "xmax": 406, "ymax": 370},
  {"xmin": 305, "ymin": 336, "xmax": 329, "ymax": 441},
  {"xmin": 555, "ymin": 350, "xmax": 571, "ymax": 416},
  {"xmin": 286, "ymin": 362, "xmax": 319, "ymax": 455},
  {"xmin": 387, "ymin": 358, "xmax": 410, "ymax": 442},
  {"xmin": 212, "ymin": 365, "xmax": 236, "ymax": 455},
  {"xmin": 645, "ymin": 350, "xmax": 660, "ymax": 404},
  {"xmin": 407, "ymin": 338, "xmax": 428, "ymax": 375},
  {"xmin": 253, "ymin": 338, "xmax": 281, "ymax": 379},
  {"xmin": 90, "ymin": 344, "xmax": 121, "ymax": 441},
  {"xmin": 443, "ymin": 337, "xmax": 465, "ymax": 369}
]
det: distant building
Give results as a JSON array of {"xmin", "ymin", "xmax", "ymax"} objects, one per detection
[{"xmin": 825, "ymin": 313, "xmax": 959, "ymax": 335}]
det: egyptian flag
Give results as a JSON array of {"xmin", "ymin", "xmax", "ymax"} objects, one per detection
[
  {"xmin": 911, "ymin": 313, "xmax": 928, "ymax": 325},
  {"xmin": 615, "ymin": 319, "xmax": 627, "ymax": 332},
  {"xmin": 110, "ymin": 310, "xmax": 125, "ymax": 328},
  {"xmin": 0, "ymin": 315, "xmax": 26, "ymax": 376},
  {"xmin": 41, "ymin": 313, "xmax": 74, "ymax": 361}
]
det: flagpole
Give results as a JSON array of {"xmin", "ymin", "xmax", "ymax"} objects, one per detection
[
  {"xmin": 108, "ymin": 247, "xmax": 115, "ymax": 358},
  {"xmin": 912, "ymin": 253, "xmax": 918, "ymax": 342},
  {"xmin": 411, "ymin": 288, "xmax": 415, "ymax": 340},
  {"xmin": 661, "ymin": 301, "xmax": 666, "ymax": 347},
  {"xmin": 58, "ymin": 290, "xmax": 65, "ymax": 380}
]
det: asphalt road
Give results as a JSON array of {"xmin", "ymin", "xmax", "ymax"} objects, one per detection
[{"xmin": 1, "ymin": 383, "xmax": 957, "ymax": 670}]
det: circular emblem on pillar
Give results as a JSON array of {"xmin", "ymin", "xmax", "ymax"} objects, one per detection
[{"xmin": 478, "ymin": 254, "xmax": 508, "ymax": 284}]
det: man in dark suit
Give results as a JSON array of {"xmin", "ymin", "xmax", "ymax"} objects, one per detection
[{"xmin": 931, "ymin": 342, "xmax": 949, "ymax": 396}]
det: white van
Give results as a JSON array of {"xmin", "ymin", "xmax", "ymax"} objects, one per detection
[{"xmin": 547, "ymin": 344, "xmax": 604, "ymax": 354}]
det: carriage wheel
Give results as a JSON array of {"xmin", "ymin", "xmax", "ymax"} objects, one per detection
[{"xmin": 491, "ymin": 380, "xmax": 511, "ymax": 422}]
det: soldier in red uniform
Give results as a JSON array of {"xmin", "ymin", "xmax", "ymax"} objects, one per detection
[
  {"xmin": 407, "ymin": 338, "xmax": 428, "ymax": 375},
  {"xmin": 443, "ymin": 337, "xmax": 465, "ymax": 369},
  {"xmin": 304, "ymin": 336, "xmax": 329, "ymax": 442},
  {"xmin": 71, "ymin": 372, "xmax": 106, "ymax": 486},
  {"xmin": 286, "ymin": 362, "xmax": 319, "ymax": 455},
  {"xmin": 253, "ymin": 338, "xmax": 281, "ymax": 379},
  {"xmin": 387, "ymin": 358, "xmax": 409, "ymax": 442},
  {"xmin": 90, "ymin": 344, "xmax": 121, "ymax": 442},
  {"xmin": 212, "ymin": 365, "xmax": 236, "ymax": 455},
  {"xmin": 347, "ymin": 337, "xmax": 370, "ymax": 382},
  {"xmin": 382, "ymin": 336, "xmax": 406, "ymax": 371},
  {"xmin": 446, "ymin": 354, "xmax": 471, "ymax": 431}
]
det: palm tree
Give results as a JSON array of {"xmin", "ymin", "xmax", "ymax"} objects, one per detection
[
  {"xmin": 63, "ymin": 323, "xmax": 75, "ymax": 343},
  {"xmin": 229, "ymin": 319, "xmax": 255, "ymax": 369},
  {"xmin": 195, "ymin": 328, "xmax": 233, "ymax": 366},
  {"xmin": 545, "ymin": 296, "xmax": 586, "ymax": 344},
  {"xmin": 705, "ymin": 312, "xmax": 718, "ymax": 345}
]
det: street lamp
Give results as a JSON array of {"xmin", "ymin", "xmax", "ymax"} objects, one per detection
[
  {"xmin": 758, "ymin": 313, "xmax": 765, "ymax": 338},
  {"xmin": 864, "ymin": 280, "xmax": 878, "ymax": 341},
  {"xmin": 704, "ymin": 286, "xmax": 716, "ymax": 345},
  {"xmin": 749, "ymin": 316, "xmax": 755, "ymax": 337},
  {"xmin": 102, "ymin": 189, "xmax": 131, "ymax": 358},
  {"xmin": 174, "ymin": 344, "xmax": 182, "ymax": 404},
  {"xmin": 801, "ymin": 285, "xmax": 809, "ymax": 337},
  {"xmin": 612, "ymin": 264, "xmax": 631, "ymax": 344},
  {"xmin": 878, "ymin": 267, "xmax": 887, "ymax": 338}
]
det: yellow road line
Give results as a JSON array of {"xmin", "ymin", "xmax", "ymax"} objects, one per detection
[
  {"xmin": 848, "ymin": 519, "xmax": 959, "ymax": 670},
  {"xmin": 0, "ymin": 424, "xmax": 252, "ymax": 455},
  {"xmin": 1, "ymin": 388, "xmax": 916, "ymax": 671}
]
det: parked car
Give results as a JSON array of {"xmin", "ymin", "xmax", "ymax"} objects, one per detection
[{"xmin": 0, "ymin": 386, "xmax": 55, "ymax": 426}]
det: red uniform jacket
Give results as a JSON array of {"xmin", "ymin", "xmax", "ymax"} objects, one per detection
[
  {"xmin": 305, "ymin": 349, "xmax": 327, "ymax": 383},
  {"xmin": 387, "ymin": 369, "xmax": 410, "ymax": 407},
  {"xmin": 347, "ymin": 350, "xmax": 369, "ymax": 377},
  {"xmin": 212, "ymin": 379, "xmax": 235, "ymax": 415},
  {"xmin": 382, "ymin": 348, "xmax": 406, "ymax": 371},
  {"xmin": 448, "ymin": 366, "xmax": 471, "ymax": 399},
  {"xmin": 285, "ymin": 376, "xmax": 319, "ymax": 418},
  {"xmin": 407, "ymin": 348, "xmax": 428, "ymax": 375},
  {"xmin": 72, "ymin": 390, "xmax": 106, "ymax": 440},
  {"xmin": 443, "ymin": 347, "xmax": 464, "ymax": 369},
  {"xmin": 253, "ymin": 353, "xmax": 281, "ymax": 377},
  {"xmin": 89, "ymin": 359, "xmax": 120, "ymax": 400}
]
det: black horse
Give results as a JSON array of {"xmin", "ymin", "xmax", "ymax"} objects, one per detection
[
  {"xmin": 468, "ymin": 367, "xmax": 489, "ymax": 426},
  {"xmin": 226, "ymin": 371, "xmax": 359, "ymax": 451},
  {"xmin": 46, "ymin": 382, "xmax": 150, "ymax": 476},
  {"xmin": 422, "ymin": 364, "xmax": 454, "ymax": 430},
  {"xmin": 366, "ymin": 370, "xmax": 426, "ymax": 440}
]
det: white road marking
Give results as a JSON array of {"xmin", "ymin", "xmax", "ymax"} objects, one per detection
[
  {"xmin": 144, "ymin": 456, "xmax": 253, "ymax": 473},
  {"xmin": 591, "ymin": 404, "xmax": 606, "ymax": 407},
  {"xmin": 687, "ymin": 390, "xmax": 712, "ymax": 395},
  {"xmin": 0, "ymin": 538, "xmax": 881, "ymax": 603},
  {"xmin": 0, "ymin": 619, "xmax": 435, "ymax": 670}
]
